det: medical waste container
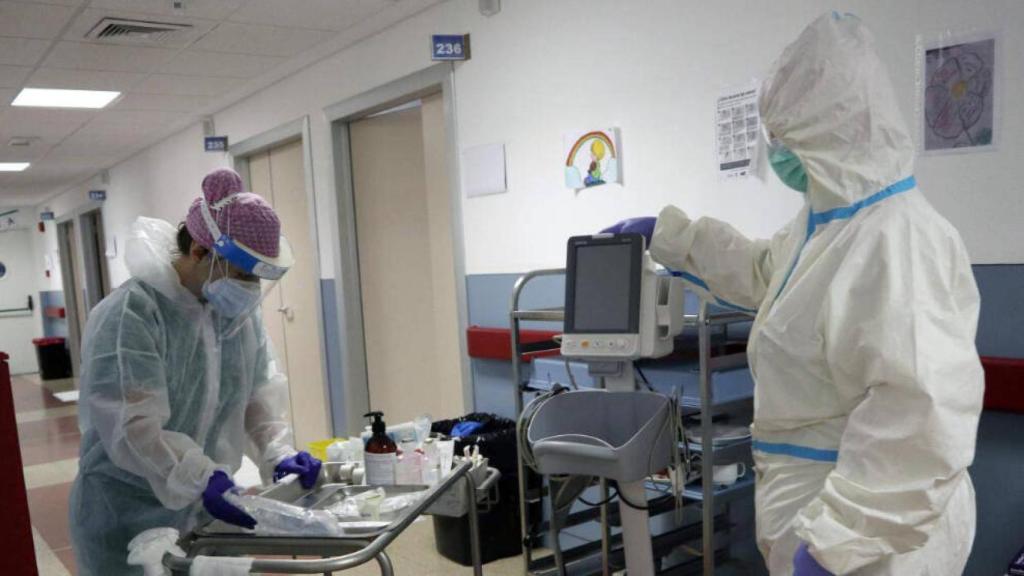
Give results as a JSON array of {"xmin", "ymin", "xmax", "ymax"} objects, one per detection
[
  {"xmin": 32, "ymin": 337, "xmax": 71, "ymax": 380},
  {"xmin": 431, "ymin": 413, "xmax": 539, "ymax": 565}
]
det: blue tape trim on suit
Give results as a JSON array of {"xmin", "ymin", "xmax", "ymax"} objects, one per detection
[
  {"xmin": 670, "ymin": 270, "xmax": 758, "ymax": 314},
  {"xmin": 772, "ymin": 176, "xmax": 916, "ymax": 305},
  {"xmin": 752, "ymin": 440, "xmax": 839, "ymax": 462}
]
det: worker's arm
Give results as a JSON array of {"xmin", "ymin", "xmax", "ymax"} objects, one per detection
[
  {"xmin": 244, "ymin": 324, "xmax": 296, "ymax": 483},
  {"xmin": 649, "ymin": 205, "xmax": 795, "ymax": 311},
  {"xmin": 795, "ymin": 224, "xmax": 984, "ymax": 573},
  {"xmin": 81, "ymin": 291, "xmax": 223, "ymax": 510}
]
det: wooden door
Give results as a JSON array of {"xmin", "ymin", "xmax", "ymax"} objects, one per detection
[{"xmin": 348, "ymin": 94, "xmax": 465, "ymax": 423}]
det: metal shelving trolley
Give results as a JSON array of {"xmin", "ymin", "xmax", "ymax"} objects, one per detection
[{"xmin": 510, "ymin": 268, "xmax": 758, "ymax": 576}]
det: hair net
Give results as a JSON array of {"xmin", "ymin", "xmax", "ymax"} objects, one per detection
[{"xmin": 185, "ymin": 168, "xmax": 282, "ymax": 258}]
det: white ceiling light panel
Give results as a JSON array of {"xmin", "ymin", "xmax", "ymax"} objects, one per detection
[{"xmin": 13, "ymin": 88, "xmax": 122, "ymax": 109}]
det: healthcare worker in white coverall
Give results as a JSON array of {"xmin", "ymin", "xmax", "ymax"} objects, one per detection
[
  {"xmin": 608, "ymin": 13, "xmax": 984, "ymax": 575},
  {"xmin": 69, "ymin": 169, "xmax": 322, "ymax": 575}
]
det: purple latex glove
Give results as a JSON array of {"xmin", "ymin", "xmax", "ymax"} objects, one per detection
[
  {"xmin": 202, "ymin": 470, "xmax": 256, "ymax": 529},
  {"xmin": 273, "ymin": 451, "xmax": 322, "ymax": 489},
  {"xmin": 600, "ymin": 217, "xmax": 657, "ymax": 247},
  {"xmin": 793, "ymin": 542, "xmax": 833, "ymax": 576}
]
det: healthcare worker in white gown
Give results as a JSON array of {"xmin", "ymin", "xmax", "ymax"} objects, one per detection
[
  {"xmin": 69, "ymin": 169, "xmax": 322, "ymax": 575},
  {"xmin": 633, "ymin": 13, "xmax": 983, "ymax": 575}
]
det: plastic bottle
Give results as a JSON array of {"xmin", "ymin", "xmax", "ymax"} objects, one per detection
[{"xmin": 363, "ymin": 411, "xmax": 398, "ymax": 485}]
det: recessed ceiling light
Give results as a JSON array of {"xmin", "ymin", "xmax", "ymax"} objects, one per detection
[
  {"xmin": 12, "ymin": 88, "xmax": 120, "ymax": 109},
  {"xmin": 0, "ymin": 163, "xmax": 30, "ymax": 172}
]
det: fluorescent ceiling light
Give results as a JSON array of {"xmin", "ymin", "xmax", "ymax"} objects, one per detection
[
  {"xmin": 0, "ymin": 163, "xmax": 30, "ymax": 172},
  {"xmin": 12, "ymin": 88, "xmax": 120, "ymax": 109}
]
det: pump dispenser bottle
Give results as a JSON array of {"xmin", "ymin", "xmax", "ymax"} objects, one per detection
[{"xmin": 363, "ymin": 411, "xmax": 398, "ymax": 485}]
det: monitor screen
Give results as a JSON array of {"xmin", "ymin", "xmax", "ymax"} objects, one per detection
[{"xmin": 565, "ymin": 235, "xmax": 642, "ymax": 334}]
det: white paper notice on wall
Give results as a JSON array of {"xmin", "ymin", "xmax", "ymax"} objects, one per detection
[
  {"xmin": 715, "ymin": 85, "xmax": 760, "ymax": 180},
  {"xmin": 105, "ymin": 235, "xmax": 117, "ymax": 258},
  {"xmin": 462, "ymin": 143, "xmax": 507, "ymax": 198}
]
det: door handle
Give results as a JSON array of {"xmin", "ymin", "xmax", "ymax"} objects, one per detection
[{"xmin": 277, "ymin": 306, "xmax": 295, "ymax": 321}]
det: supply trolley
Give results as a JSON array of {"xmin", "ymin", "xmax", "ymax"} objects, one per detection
[
  {"xmin": 510, "ymin": 268, "xmax": 758, "ymax": 576},
  {"xmin": 162, "ymin": 460, "xmax": 501, "ymax": 575}
]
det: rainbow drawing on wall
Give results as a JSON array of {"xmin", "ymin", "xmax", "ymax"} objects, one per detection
[{"xmin": 564, "ymin": 128, "xmax": 621, "ymax": 189}]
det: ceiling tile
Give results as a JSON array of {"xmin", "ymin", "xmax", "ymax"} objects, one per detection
[
  {"xmin": 0, "ymin": 107, "xmax": 97, "ymax": 141},
  {"xmin": 132, "ymin": 73, "xmax": 237, "ymax": 96},
  {"xmin": 6, "ymin": 0, "xmax": 83, "ymax": 7},
  {"xmin": 25, "ymin": 67, "xmax": 146, "ymax": 91},
  {"xmin": 79, "ymin": 109, "xmax": 192, "ymax": 136},
  {"xmin": 0, "ymin": 190, "xmax": 49, "ymax": 209},
  {"xmin": 87, "ymin": 0, "xmax": 247, "ymax": 21},
  {"xmin": 160, "ymin": 50, "xmax": 285, "ymax": 78},
  {"xmin": 228, "ymin": 0, "xmax": 389, "ymax": 31},
  {"xmin": 41, "ymin": 41, "xmax": 178, "ymax": 72},
  {"xmin": 63, "ymin": 8, "xmax": 218, "ymax": 49},
  {"xmin": 44, "ymin": 138, "xmax": 125, "ymax": 161},
  {"xmin": 192, "ymin": 22, "xmax": 336, "ymax": 57},
  {"xmin": 55, "ymin": 129, "xmax": 142, "ymax": 155},
  {"xmin": 0, "ymin": 64, "xmax": 32, "ymax": 88},
  {"xmin": 0, "ymin": 139, "xmax": 49, "ymax": 162},
  {"xmin": 0, "ymin": 36, "xmax": 52, "ymax": 66},
  {"xmin": 0, "ymin": 88, "xmax": 16, "ymax": 106},
  {"xmin": 112, "ymin": 92, "xmax": 212, "ymax": 112},
  {"xmin": 0, "ymin": 1, "xmax": 78, "ymax": 39}
]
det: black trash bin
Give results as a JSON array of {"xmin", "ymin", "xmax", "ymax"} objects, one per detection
[
  {"xmin": 431, "ymin": 413, "xmax": 540, "ymax": 566},
  {"xmin": 32, "ymin": 337, "xmax": 72, "ymax": 380}
]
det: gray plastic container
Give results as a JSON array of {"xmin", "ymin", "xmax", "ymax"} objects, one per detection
[{"xmin": 527, "ymin": 390, "xmax": 673, "ymax": 482}]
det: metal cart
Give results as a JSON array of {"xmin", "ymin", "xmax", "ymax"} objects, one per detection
[
  {"xmin": 163, "ymin": 460, "xmax": 501, "ymax": 575},
  {"xmin": 509, "ymin": 268, "xmax": 756, "ymax": 576}
]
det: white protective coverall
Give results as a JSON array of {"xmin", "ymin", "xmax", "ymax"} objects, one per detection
[
  {"xmin": 69, "ymin": 217, "xmax": 296, "ymax": 575},
  {"xmin": 649, "ymin": 13, "xmax": 983, "ymax": 575}
]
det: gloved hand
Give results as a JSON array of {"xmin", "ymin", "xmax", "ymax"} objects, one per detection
[
  {"xmin": 202, "ymin": 470, "xmax": 256, "ymax": 530},
  {"xmin": 793, "ymin": 542, "xmax": 833, "ymax": 575},
  {"xmin": 600, "ymin": 217, "xmax": 657, "ymax": 246},
  {"xmin": 273, "ymin": 451, "xmax": 322, "ymax": 489}
]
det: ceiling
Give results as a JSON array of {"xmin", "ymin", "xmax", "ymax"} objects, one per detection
[{"xmin": 0, "ymin": 0, "xmax": 442, "ymax": 209}]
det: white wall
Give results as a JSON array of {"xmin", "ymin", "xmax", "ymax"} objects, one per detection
[
  {"xmin": 33, "ymin": 0, "xmax": 1024, "ymax": 293},
  {"xmin": 0, "ymin": 229, "xmax": 44, "ymax": 374}
]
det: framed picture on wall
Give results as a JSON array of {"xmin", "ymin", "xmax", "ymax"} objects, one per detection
[
  {"xmin": 564, "ymin": 128, "xmax": 622, "ymax": 190},
  {"xmin": 918, "ymin": 29, "xmax": 1001, "ymax": 155}
]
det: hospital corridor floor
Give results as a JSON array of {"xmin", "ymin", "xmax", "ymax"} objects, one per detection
[{"xmin": 13, "ymin": 372, "xmax": 525, "ymax": 576}]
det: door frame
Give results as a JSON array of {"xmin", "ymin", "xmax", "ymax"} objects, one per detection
[
  {"xmin": 229, "ymin": 116, "xmax": 334, "ymax": 434},
  {"xmin": 78, "ymin": 208, "xmax": 110, "ymax": 311},
  {"xmin": 325, "ymin": 63, "xmax": 473, "ymax": 434},
  {"xmin": 55, "ymin": 200, "xmax": 105, "ymax": 379}
]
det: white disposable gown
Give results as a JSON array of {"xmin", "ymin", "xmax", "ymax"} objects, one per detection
[
  {"xmin": 649, "ymin": 14, "xmax": 983, "ymax": 575},
  {"xmin": 69, "ymin": 217, "xmax": 296, "ymax": 575}
]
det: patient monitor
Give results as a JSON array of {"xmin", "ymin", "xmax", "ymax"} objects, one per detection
[
  {"xmin": 561, "ymin": 233, "xmax": 684, "ymax": 387},
  {"xmin": 552, "ymin": 233, "xmax": 685, "ymax": 576}
]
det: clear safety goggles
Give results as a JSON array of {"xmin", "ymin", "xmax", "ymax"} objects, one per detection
[{"xmin": 200, "ymin": 197, "xmax": 294, "ymax": 338}]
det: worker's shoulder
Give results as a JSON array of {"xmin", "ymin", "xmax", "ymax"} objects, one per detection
[
  {"xmin": 857, "ymin": 189, "xmax": 966, "ymax": 248},
  {"xmin": 90, "ymin": 278, "xmax": 163, "ymax": 321}
]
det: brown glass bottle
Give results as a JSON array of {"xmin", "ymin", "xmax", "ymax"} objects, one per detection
[{"xmin": 363, "ymin": 411, "xmax": 397, "ymax": 485}]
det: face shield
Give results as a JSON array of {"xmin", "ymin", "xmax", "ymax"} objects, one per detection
[{"xmin": 199, "ymin": 196, "xmax": 294, "ymax": 338}]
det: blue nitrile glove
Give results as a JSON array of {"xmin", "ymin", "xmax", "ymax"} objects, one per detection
[
  {"xmin": 273, "ymin": 451, "xmax": 323, "ymax": 489},
  {"xmin": 793, "ymin": 542, "xmax": 833, "ymax": 576},
  {"xmin": 600, "ymin": 217, "xmax": 657, "ymax": 247},
  {"xmin": 202, "ymin": 470, "xmax": 256, "ymax": 529},
  {"xmin": 451, "ymin": 420, "xmax": 484, "ymax": 438}
]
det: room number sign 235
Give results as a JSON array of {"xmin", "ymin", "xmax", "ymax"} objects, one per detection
[{"xmin": 431, "ymin": 34, "xmax": 470, "ymax": 61}]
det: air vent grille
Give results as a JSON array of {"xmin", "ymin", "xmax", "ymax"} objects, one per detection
[{"xmin": 86, "ymin": 18, "xmax": 192, "ymax": 43}]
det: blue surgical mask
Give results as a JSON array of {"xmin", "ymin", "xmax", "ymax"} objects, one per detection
[
  {"xmin": 202, "ymin": 278, "xmax": 261, "ymax": 318},
  {"xmin": 768, "ymin": 143, "xmax": 808, "ymax": 193}
]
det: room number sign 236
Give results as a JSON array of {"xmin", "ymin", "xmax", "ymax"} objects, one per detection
[{"xmin": 431, "ymin": 34, "xmax": 470, "ymax": 61}]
